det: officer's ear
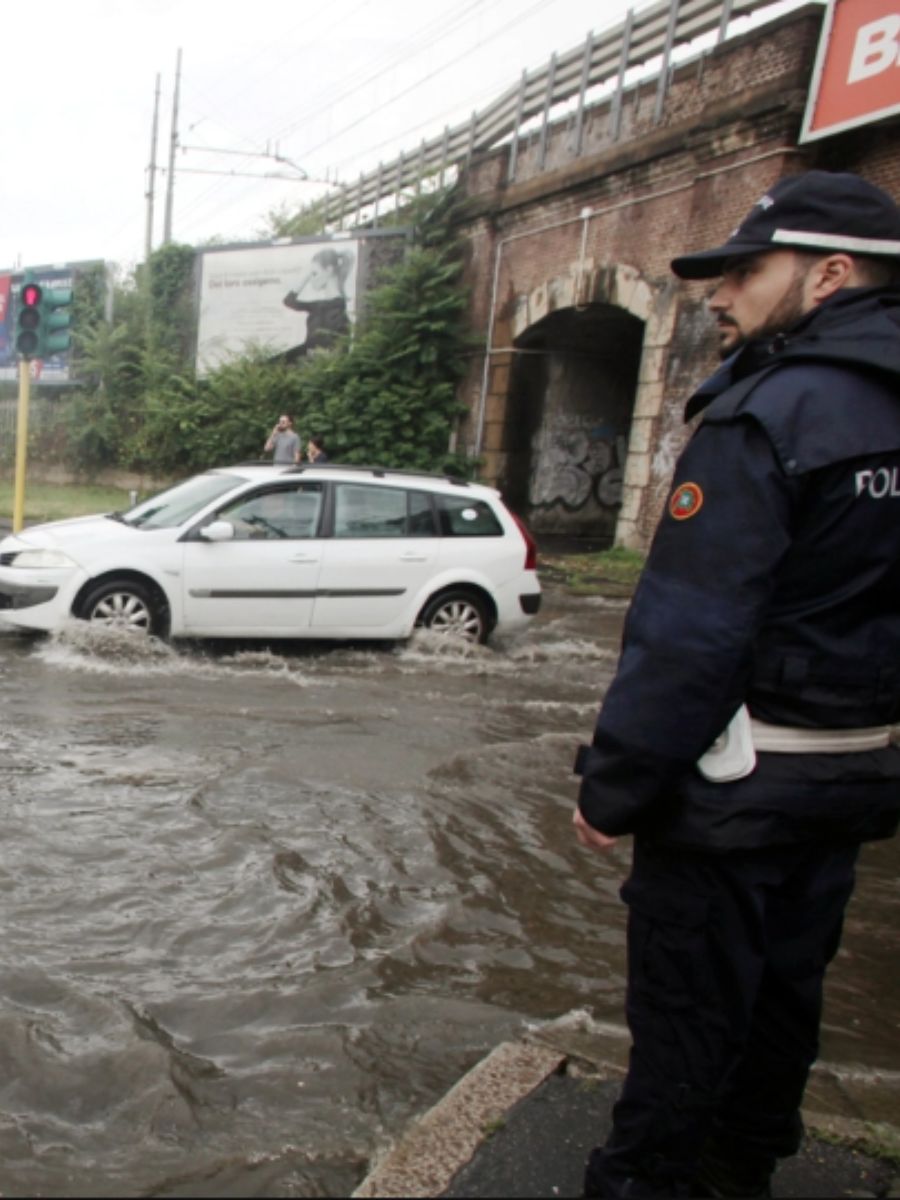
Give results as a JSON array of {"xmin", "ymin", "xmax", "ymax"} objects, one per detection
[{"xmin": 805, "ymin": 253, "xmax": 854, "ymax": 305}]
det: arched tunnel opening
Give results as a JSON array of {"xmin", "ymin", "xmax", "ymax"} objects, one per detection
[{"xmin": 502, "ymin": 303, "xmax": 645, "ymax": 549}]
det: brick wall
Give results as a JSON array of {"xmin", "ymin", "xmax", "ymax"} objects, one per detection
[{"xmin": 453, "ymin": 4, "xmax": 900, "ymax": 548}]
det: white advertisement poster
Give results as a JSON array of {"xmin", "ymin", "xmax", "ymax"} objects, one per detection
[{"xmin": 196, "ymin": 239, "xmax": 359, "ymax": 376}]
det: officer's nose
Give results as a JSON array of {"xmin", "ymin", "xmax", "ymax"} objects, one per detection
[{"xmin": 707, "ymin": 281, "xmax": 727, "ymax": 311}]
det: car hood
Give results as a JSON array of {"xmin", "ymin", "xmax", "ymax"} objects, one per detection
[{"xmin": 0, "ymin": 513, "xmax": 144, "ymax": 555}]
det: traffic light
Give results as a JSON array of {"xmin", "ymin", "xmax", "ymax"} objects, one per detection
[
  {"xmin": 39, "ymin": 283, "xmax": 73, "ymax": 357},
  {"xmin": 16, "ymin": 278, "xmax": 42, "ymax": 359},
  {"xmin": 15, "ymin": 272, "xmax": 73, "ymax": 360}
]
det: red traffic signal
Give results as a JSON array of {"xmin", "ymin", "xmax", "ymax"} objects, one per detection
[{"xmin": 21, "ymin": 282, "xmax": 42, "ymax": 308}]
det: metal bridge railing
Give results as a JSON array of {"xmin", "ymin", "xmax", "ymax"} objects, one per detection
[{"xmin": 325, "ymin": 0, "xmax": 818, "ymax": 228}]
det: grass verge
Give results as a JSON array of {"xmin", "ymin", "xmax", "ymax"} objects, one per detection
[
  {"xmin": 0, "ymin": 482, "xmax": 137, "ymax": 525},
  {"xmin": 538, "ymin": 545, "xmax": 644, "ymax": 595}
]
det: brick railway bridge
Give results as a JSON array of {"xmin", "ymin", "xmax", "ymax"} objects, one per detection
[{"xmin": 431, "ymin": 2, "xmax": 900, "ymax": 549}]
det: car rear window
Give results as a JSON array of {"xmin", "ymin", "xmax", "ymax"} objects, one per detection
[{"xmin": 436, "ymin": 495, "xmax": 503, "ymax": 537}]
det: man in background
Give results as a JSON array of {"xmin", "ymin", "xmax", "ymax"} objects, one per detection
[{"xmin": 264, "ymin": 414, "xmax": 300, "ymax": 464}]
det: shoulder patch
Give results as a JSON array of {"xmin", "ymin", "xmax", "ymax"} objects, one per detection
[{"xmin": 669, "ymin": 481, "xmax": 704, "ymax": 521}]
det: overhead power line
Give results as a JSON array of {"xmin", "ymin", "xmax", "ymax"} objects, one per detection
[{"xmin": 292, "ymin": 0, "xmax": 556, "ymax": 165}]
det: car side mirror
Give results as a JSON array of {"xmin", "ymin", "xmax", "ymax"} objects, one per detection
[{"xmin": 198, "ymin": 520, "xmax": 236, "ymax": 542}]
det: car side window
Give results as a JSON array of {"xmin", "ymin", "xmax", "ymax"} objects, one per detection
[
  {"xmin": 333, "ymin": 483, "xmax": 410, "ymax": 538},
  {"xmin": 408, "ymin": 490, "xmax": 437, "ymax": 536},
  {"xmin": 436, "ymin": 494, "xmax": 503, "ymax": 536},
  {"xmin": 217, "ymin": 483, "xmax": 323, "ymax": 540}
]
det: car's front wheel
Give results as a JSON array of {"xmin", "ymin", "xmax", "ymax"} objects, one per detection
[
  {"xmin": 419, "ymin": 589, "xmax": 490, "ymax": 644},
  {"xmin": 78, "ymin": 578, "xmax": 165, "ymax": 637}
]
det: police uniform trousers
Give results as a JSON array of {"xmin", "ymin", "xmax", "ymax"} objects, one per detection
[{"xmin": 584, "ymin": 834, "xmax": 859, "ymax": 1198}]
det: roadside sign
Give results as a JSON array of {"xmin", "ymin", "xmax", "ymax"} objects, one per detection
[{"xmin": 800, "ymin": 0, "xmax": 900, "ymax": 142}]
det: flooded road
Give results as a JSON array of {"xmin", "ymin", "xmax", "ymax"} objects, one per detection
[{"xmin": 0, "ymin": 585, "xmax": 897, "ymax": 1197}]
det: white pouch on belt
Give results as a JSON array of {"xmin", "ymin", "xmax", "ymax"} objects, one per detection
[{"xmin": 697, "ymin": 704, "xmax": 757, "ymax": 782}]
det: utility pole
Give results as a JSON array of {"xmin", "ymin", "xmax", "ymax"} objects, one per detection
[
  {"xmin": 163, "ymin": 48, "xmax": 182, "ymax": 245},
  {"xmin": 145, "ymin": 73, "xmax": 161, "ymax": 261}
]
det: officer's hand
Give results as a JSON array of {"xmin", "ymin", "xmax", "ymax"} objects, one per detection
[{"xmin": 573, "ymin": 806, "xmax": 618, "ymax": 851}]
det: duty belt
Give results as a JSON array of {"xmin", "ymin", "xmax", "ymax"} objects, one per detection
[
  {"xmin": 696, "ymin": 706, "xmax": 897, "ymax": 782},
  {"xmin": 750, "ymin": 719, "xmax": 896, "ymax": 754}
]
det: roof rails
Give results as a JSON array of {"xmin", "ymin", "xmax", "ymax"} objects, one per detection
[
  {"xmin": 283, "ymin": 463, "xmax": 470, "ymax": 486},
  {"xmin": 230, "ymin": 460, "xmax": 285, "ymax": 468}
]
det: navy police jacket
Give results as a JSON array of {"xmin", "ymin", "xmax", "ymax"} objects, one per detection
[{"xmin": 576, "ymin": 286, "xmax": 900, "ymax": 851}]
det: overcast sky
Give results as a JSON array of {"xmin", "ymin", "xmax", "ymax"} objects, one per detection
[{"xmin": 1, "ymin": 0, "xmax": 801, "ymax": 275}]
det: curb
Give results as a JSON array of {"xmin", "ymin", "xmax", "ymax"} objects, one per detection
[
  {"xmin": 352, "ymin": 1011, "xmax": 900, "ymax": 1199},
  {"xmin": 351, "ymin": 1039, "xmax": 566, "ymax": 1198}
]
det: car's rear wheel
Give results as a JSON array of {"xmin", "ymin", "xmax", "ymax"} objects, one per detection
[
  {"xmin": 78, "ymin": 578, "xmax": 164, "ymax": 636},
  {"xmin": 419, "ymin": 589, "xmax": 489, "ymax": 644}
]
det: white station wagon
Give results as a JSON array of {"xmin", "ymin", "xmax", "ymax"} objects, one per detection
[{"xmin": 0, "ymin": 464, "xmax": 542, "ymax": 644}]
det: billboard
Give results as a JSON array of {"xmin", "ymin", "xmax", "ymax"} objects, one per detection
[
  {"xmin": 196, "ymin": 238, "xmax": 360, "ymax": 376},
  {"xmin": 801, "ymin": 0, "xmax": 900, "ymax": 141},
  {"xmin": 0, "ymin": 266, "xmax": 76, "ymax": 384}
]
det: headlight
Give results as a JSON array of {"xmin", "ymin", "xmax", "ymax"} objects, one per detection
[{"xmin": 8, "ymin": 548, "xmax": 78, "ymax": 569}]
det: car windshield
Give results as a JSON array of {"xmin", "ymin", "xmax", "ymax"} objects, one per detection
[{"xmin": 121, "ymin": 473, "xmax": 246, "ymax": 530}]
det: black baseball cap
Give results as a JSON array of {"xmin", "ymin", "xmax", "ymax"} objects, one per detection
[{"xmin": 671, "ymin": 171, "xmax": 900, "ymax": 280}]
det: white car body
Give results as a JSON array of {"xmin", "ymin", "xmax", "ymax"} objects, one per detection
[{"xmin": 0, "ymin": 465, "xmax": 542, "ymax": 643}]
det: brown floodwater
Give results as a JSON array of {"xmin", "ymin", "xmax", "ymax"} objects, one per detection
[{"xmin": 0, "ymin": 585, "xmax": 896, "ymax": 1196}]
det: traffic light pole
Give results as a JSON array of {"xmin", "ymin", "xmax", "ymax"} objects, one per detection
[
  {"xmin": 13, "ymin": 358, "xmax": 30, "ymax": 533},
  {"xmin": 11, "ymin": 270, "xmax": 73, "ymax": 532}
]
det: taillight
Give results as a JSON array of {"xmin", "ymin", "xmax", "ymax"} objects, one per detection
[{"xmin": 509, "ymin": 510, "xmax": 538, "ymax": 571}]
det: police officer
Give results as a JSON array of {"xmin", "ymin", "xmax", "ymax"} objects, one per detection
[{"xmin": 573, "ymin": 171, "xmax": 900, "ymax": 1198}]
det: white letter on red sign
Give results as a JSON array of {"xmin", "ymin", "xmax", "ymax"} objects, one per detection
[{"xmin": 847, "ymin": 14, "xmax": 900, "ymax": 83}]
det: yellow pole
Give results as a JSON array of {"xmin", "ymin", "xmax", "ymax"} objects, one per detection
[{"xmin": 13, "ymin": 358, "xmax": 30, "ymax": 533}]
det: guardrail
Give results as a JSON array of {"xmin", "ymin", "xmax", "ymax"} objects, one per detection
[{"xmin": 326, "ymin": 0, "xmax": 818, "ymax": 228}]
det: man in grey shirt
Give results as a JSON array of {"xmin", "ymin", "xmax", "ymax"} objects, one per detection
[{"xmin": 264, "ymin": 414, "xmax": 300, "ymax": 464}]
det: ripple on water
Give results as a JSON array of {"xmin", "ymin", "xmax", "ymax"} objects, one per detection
[{"xmin": 1, "ymin": 589, "xmax": 895, "ymax": 1197}]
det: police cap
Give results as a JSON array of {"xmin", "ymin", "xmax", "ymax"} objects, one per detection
[{"xmin": 671, "ymin": 171, "xmax": 900, "ymax": 280}]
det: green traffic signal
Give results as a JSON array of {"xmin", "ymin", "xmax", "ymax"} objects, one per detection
[
  {"xmin": 41, "ymin": 286, "xmax": 73, "ymax": 356},
  {"xmin": 15, "ymin": 273, "xmax": 73, "ymax": 360}
]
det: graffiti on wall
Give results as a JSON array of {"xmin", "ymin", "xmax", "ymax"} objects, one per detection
[{"xmin": 528, "ymin": 422, "xmax": 627, "ymax": 511}]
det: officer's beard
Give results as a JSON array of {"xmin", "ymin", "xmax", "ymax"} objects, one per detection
[{"xmin": 717, "ymin": 270, "xmax": 809, "ymax": 360}]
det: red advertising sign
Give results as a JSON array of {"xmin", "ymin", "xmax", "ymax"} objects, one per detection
[{"xmin": 800, "ymin": 0, "xmax": 900, "ymax": 141}]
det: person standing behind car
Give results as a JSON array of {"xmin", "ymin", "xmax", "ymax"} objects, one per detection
[
  {"xmin": 306, "ymin": 435, "xmax": 329, "ymax": 463},
  {"xmin": 573, "ymin": 171, "xmax": 900, "ymax": 1199},
  {"xmin": 264, "ymin": 414, "xmax": 300, "ymax": 464}
]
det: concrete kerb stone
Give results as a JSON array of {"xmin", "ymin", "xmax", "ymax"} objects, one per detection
[
  {"xmin": 351, "ymin": 1038, "xmax": 566, "ymax": 1199},
  {"xmin": 351, "ymin": 1010, "xmax": 900, "ymax": 1199}
]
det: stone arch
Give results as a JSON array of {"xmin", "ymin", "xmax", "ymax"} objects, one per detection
[{"xmin": 495, "ymin": 261, "xmax": 676, "ymax": 548}]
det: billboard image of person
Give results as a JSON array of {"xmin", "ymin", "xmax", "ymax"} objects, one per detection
[
  {"xmin": 196, "ymin": 239, "xmax": 359, "ymax": 376},
  {"xmin": 280, "ymin": 247, "xmax": 354, "ymax": 362}
]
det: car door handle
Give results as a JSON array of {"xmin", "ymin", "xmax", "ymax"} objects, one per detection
[
  {"xmin": 399, "ymin": 551, "xmax": 428, "ymax": 561},
  {"xmin": 289, "ymin": 553, "xmax": 319, "ymax": 563}
]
